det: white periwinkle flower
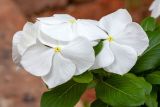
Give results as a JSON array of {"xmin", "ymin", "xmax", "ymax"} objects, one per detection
[
  {"xmin": 149, "ymin": 0, "xmax": 160, "ymax": 18},
  {"xmin": 12, "ymin": 22, "xmax": 40, "ymax": 67},
  {"xmin": 37, "ymin": 14, "xmax": 106, "ymax": 44},
  {"xmin": 92, "ymin": 9, "xmax": 149, "ymax": 75},
  {"xmin": 20, "ymin": 34, "xmax": 95, "ymax": 88},
  {"xmin": 12, "ymin": 9, "xmax": 149, "ymax": 88}
]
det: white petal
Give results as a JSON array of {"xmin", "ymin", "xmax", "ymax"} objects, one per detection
[
  {"xmin": 151, "ymin": 6, "xmax": 160, "ymax": 18},
  {"xmin": 21, "ymin": 43, "xmax": 53, "ymax": 76},
  {"xmin": 23, "ymin": 22, "xmax": 39, "ymax": 35},
  {"xmin": 76, "ymin": 19, "xmax": 106, "ymax": 41},
  {"xmin": 99, "ymin": 9, "xmax": 132, "ymax": 36},
  {"xmin": 38, "ymin": 31, "xmax": 68, "ymax": 47},
  {"xmin": 151, "ymin": 10, "xmax": 159, "ymax": 18},
  {"xmin": 91, "ymin": 41, "xmax": 114, "ymax": 69},
  {"xmin": 12, "ymin": 22, "xmax": 39, "ymax": 67},
  {"xmin": 37, "ymin": 14, "xmax": 75, "ymax": 25},
  {"xmin": 115, "ymin": 22, "xmax": 149, "ymax": 55},
  {"xmin": 77, "ymin": 19, "xmax": 99, "ymax": 25},
  {"xmin": 62, "ymin": 37, "xmax": 95, "ymax": 75},
  {"xmin": 149, "ymin": 0, "xmax": 160, "ymax": 18},
  {"xmin": 12, "ymin": 31, "xmax": 23, "ymax": 65},
  {"xmin": 37, "ymin": 17, "xmax": 63, "ymax": 25},
  {"xmin": 18, "ymin": 22, "xmax": 38, "ymax": 55},
  {"xmin": 42, "ymin": 53, "xmax": 76, "ymax": 88},
  {"xmin": 53, "ymin": 14, "xmax": 76, "ymax": 21},
  {"xmin": 40, "ymin": 23, "xmax": 75, "ymax": 41},
  {"xmin": 149, "ymin": 0, "xmax": 158, "ymax": 11},
  {"xmin": 104, "ymin": 42, "xmax": 137, "ymax": 75}
]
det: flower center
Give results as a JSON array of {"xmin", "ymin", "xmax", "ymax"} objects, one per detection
[
  {"xmin": 69, "ymin": 19, "xmax": 76, "ymax": 24},
  {"xmin": 54, "ymin": 47, "xmax": 61, "ymax": 53},
  {"xmin": 106, "ymin": 36, "xmax": 113, "ymax": 42}
]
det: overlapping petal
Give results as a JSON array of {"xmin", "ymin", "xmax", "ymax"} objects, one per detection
[
  {"xmin": 38, "ymin": 31, "xmax": 68, "ymax": 47},
  {"xmin": 76, "ymin": 19, "xmax": 106, "ymax": 41},
  {"xmin": 39, "ymin": 14, "xmax": 106, "ymax": 42},
  {"xmin": 62, "ymin": 37, "xmax": 95, "ymax": 75},
  {"xmin": 92, "ymin": 9, "xmax": 149, "ymax": 75},
  {"xmin": 21, "ymin": 43, "xmax": 53, "ymax": 76},
  {"xmin": 12, "ymin": 31, "xmax": 23, "ymax": 65},
  {"xmin": 12, "ymin": 22, "xmax": 39, "ymax": 66},
  {"xmin": 18, "ymin": 22, "xmax": 38, "ymax": 54},
  {"xmin": 91, "ymin": 41, "xmax": 114, "ymax": 69},
  {"xmin": 114, "ymin": 22, "xmax": 149, "ymax": 55},
  {"xmin": 99, "ymin": 9, "xmax": 132, "ymax": 36},
  {"xmin": 104, "ymin": 42, "xmax": 137, "ymax": 75},
  {"xmin": 42, "ymin": 53, "xmax": 76, "ymax": 88},
  {"xmin": 39, "ymin": 23, "xmax": 75, "ymax": 41}
]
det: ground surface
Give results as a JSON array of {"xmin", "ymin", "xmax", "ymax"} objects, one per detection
[{"xmin": 0, "ymin": 0, "xmax": 152, "ymax": 107}]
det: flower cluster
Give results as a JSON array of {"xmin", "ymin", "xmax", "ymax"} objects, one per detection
[{"xmin": 12, "ymin": 9, "xmax": 149, "ymax": 88}]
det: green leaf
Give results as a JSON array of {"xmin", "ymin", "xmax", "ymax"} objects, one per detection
[
  {"xmin": 141, "ymin": 17, "xmax": 156, "ymax": 31},
  {"xmin": 41, "ymin": 81, "xmax": 87, "ymax": 107},
  {"xmin": 145, "ymin": 88, "xmax": 158, "ymax": 107},
  {"xmin": 96, "ymin": 73, "xmax": 151, "ymax": 107},
  {"xmin": 92, "ymin": 68, "xmax": 109, "ymax": 77},
  {"xmin": 132, "ymin": 31, "xmax": 160, "ymax": 73},
  {"xmin": 94, "ymin": 40, "xmax": 103, "ymax": 56},
  {"xmin": 137, "ymin": 77, "xmax": 152, "ymax": 95},
  {"xmin": 91, "ymin": 99, "xmax": 108, "ymax": 107},
  {"xmin": 146, "ymin": 71, "xmax": 160, "ymax": 84},
  {"xmin": 87, "ymin": 80, "xmax": 97, "ymax": 88},
  {"xmin": 73, "ymin": 71, "xmax": 93, "ymax": 83}
]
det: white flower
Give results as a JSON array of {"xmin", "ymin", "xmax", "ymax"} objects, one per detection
[
  {"xmin": 12, "ymin": 22, "xmax": 40, "ymax": 67},
  {"xmin": 20, "ymin": 35, "xmax": 95, "ymax": 88},
  {"xmin": 37, "ymin": 14, "xmax": 106, "ymax": 44},
  {"xmin": 149, "ymin": 0, "xmax": 160, "ymax": 18},
  {"xmin": 92, "ymin": 9, "xmax": 149, "ymax": 75}
]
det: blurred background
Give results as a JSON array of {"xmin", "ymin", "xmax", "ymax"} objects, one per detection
[{"xmin": 0, "ymin": 0, "xmax": 154, "ymax": 107}]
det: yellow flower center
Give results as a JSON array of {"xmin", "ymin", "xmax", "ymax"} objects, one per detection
[
  {"xmin": 69, "ymin": 19, "xmax": 76, "ymax": 24},
  {"xmin": 106, "ymin": 36, "xmax": 113, "ymax": 42},
  {"xmin": 54, "ymin": 47, "xmax": 61, "ymax": 53}
]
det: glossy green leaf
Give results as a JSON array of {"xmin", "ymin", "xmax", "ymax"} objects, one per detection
[
  {"xmin": 91, "ymin": 99, "xmax": 108, "ymax": 107},
  {"xmin": 96, "ymin": 73, "xmax": 151, "ymax": 106},
  {"xmin": 87, "ymin": 80, "xmax": 97, "ymax": 88},
  {"xmin": 138, "ymin": 77, "xmax": 152, "ymax": 95},
  {"xmin": 146, "ymin": 71, "xmax": 160, "ymax": 84},
  {"xmin": 92, "ymin": 68, "xmax": 109, "ymax": 77},
  {"xmin": 73, "ymin": 71, "xmax": 93, "ymax": 83},
  {"xmin": 132, "ymin": 31, "xmax": 160, "ymax": 73},
  {"xmin": 141, "ymin": 17, "xmax": 156, "ymax": 31},
  {"xmin": 145, "ymin": 89, "xmax": 158, "ymax": 107},
  {"xmin": 94, "ymin": 40, "xmax": 103, "ymax": 56},
  {"xmin": 41, "ymin": 81, "xmax": 87, "ymax": 107}
]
